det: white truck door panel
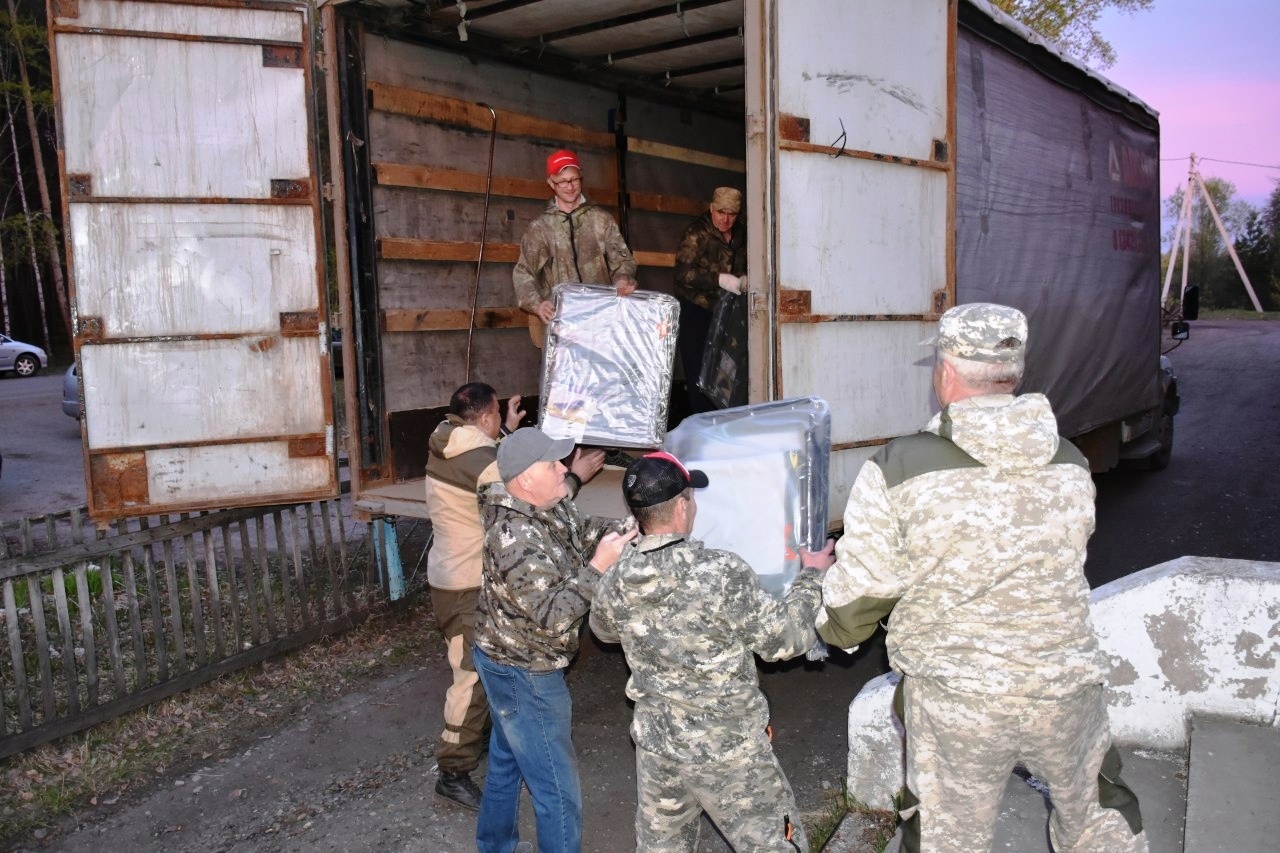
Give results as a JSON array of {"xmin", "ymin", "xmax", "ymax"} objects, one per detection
[
  {"xmin": 776, "ymin": 154, "xmax": 947, "ymax": 316},
  {"xmin": 51, "ymin": 0, "xmax": 335, "ymax": 518},
  {"xmin": 749, "ymin": 0, "xmax": 955, "ymax": 525}
]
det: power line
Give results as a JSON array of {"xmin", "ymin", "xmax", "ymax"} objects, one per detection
[
  {"xmin": 1200, "ymin": 157, "xmax": 1280, "ymax": 171},
  {"xmin": 1159, "ymin": 155, "xmax": 1280, "ymax": 170}
]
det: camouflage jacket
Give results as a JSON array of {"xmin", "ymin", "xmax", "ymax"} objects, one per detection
[
  {"xmin": 590, "ymin": 533, "xmax": 822, "ymax": 763},
  {"xmin": 474, "ymin": 480, "xmax": 619, "ymax": 671},
  {"xmin": 673, "ymin": 213, "xmax": 746, "ymax": 312},
  {"xmin": 512, "ymin": 197, "xmax": 638, "ymax": 313},
  {"xmin": 818, "ymin": 393, "xmax": 1106, "ymax": 698}
]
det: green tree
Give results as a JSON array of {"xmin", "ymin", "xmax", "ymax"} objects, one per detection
[
  {"xmin": 993, "ymin": 0, "xmax": 1156, "ymax": 68},
  {"xmin": 1259, "ymin": 181, "xmax": 1280, "ymax": 308},
  {"xmin": 1235, "ymin": 210, "xmax": 1276, "ymax": 311}
]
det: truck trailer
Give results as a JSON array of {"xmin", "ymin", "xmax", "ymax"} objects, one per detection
[{"xmin": 49, "ymin": 0, "xmax": 1173, "ymax": 530}]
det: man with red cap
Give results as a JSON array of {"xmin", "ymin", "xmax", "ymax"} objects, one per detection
[
  {"xmin": 513, "ymin": 149, "xmax": 638, "ymax": 345},
  {"xmin": 591, "ymin": 451, "xmax": 835, "ymax": 851}
]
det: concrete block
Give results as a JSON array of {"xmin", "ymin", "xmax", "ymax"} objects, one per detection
[
  {"xmin": 1183, "ymin": 717, "xmax": 1280, "ymax": 852},
  {"xmin": 845, "ymin": 671, "xmax": 903, "ymax": 810},
  {"xmin": 1093, "ymin": 557, "xmax": 1280, "ymax": 750}
]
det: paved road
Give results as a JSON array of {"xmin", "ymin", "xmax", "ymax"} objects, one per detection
[
  {"xmin": 1086, "ymin": 318, "xmax": 1280, "ymax": 584},
  {"xmin": 0, "ymin": 370, "xmax": 85, "ymax": 520}
]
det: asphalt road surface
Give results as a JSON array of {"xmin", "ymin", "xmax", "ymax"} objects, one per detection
[{"xmin": 0, "ymin": 370, "xmax": 85, "ymax": 520}]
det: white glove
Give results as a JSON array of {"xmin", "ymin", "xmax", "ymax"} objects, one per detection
[{"xmin": 718, "ymin": 273, "xmax": 744, "ymax": 294}]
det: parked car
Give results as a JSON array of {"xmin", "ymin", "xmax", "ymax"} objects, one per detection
[
  {"xmin": 62, "ymin": 364, "xmax": 80, "ymax": 418},
  {"xmin": 0, "ymin": 333, "xmax": 47, "ymax": 377}
]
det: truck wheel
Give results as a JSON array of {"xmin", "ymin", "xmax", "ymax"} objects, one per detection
[
  {"xmin": 14, "ymin": 353, "xmax": 39, "ymax": 377},
  {"xmin": 1148, "ymin": 403, "xmax": 1174, "ymax": 471}
]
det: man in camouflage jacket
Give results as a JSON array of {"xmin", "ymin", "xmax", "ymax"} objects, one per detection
[
  {"xmin": 672, "ymin": 187, "xmax": 747, "ymax": 412},
  {"xmin": 472, "ymin": 427, "xmax": 635, "ymax": 853},
  {"xmin": 513, "ymin": 149, "xmax": 637, "ymax": 346},
  {"xmin": 591, "ymin": 451, "xmax": 834, "ymax": 851},
  {"xmin": 819, "ymin": 304, "xmax": 1147, "ymax": 853},
  {"xmin": 424, "ymin": 383, "xmax": 602, "ymax": 811}
]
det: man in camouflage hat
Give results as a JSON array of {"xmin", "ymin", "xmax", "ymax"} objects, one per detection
[
  {"xmin": 818, "ymin": 303, "xmax": 1147, "ymax": 853},
  {"xmin": 513, "ymin": 148, "xmax": 638, "ymax": 346},
  {"xmin": 472, "ymin": 427, "xmax": 636, "ymax": 852},
  {"xmin": 673, "ymin": 186, "xmax": 747, "ymax": 413},
  {"xmin": 591, "ymin": 451, "xmax": 834, "ymax": 851}
]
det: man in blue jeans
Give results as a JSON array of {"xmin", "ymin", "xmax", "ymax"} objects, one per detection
[{"xmin": 473, "ymin": 428, "xmax": 636, "ymax": 852}]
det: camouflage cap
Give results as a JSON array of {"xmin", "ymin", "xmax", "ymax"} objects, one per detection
[
  {"xmin": 933, "ymin": 302, "xmax": 1028, "ymax": 363},
  {"xmin": 497, "ymin": 427, "xmax": 576, "ymax": 482}
]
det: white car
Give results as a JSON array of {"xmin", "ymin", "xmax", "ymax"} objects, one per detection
[{"xmin": 0, "ymin": 333, "xmax": 48, "ymax": 377}]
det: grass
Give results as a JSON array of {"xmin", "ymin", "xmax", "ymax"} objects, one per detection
[
  {"xmin": 0, "ymin": 593, "xmax": 438, "ymax": 845},
  {"xmin": 1196, "ymin": 308, "xmax": 1279, "ymax": 320},
  {"xmin": 806, "ymin": 780, "xmax": 898, "ymax": 852}
]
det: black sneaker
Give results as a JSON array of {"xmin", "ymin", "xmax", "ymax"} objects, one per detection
[{"xmin": 435, "ymin": 771, "xmax": 483, "ymax": 811}]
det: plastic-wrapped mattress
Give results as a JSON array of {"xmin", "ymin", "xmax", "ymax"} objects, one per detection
[
  {"xmin": 663, "ymin": 396, "xmax": 831, "ymax": 596},
  {"xmin": 538, "ymin": 283, "xmax": 679, "ymax": 448}
]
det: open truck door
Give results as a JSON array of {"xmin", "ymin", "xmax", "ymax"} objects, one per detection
[
  {"xmin": 50, "ymin": 0, "xmax": 337, "ymax": 520},
  {"xmin": 745, "ymin": 0, "xmax": 956, "ymax": 512}
]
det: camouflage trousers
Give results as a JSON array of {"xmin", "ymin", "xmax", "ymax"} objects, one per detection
[
  {"xmin": 634, "ymin": 739, "xmax": 806, "ymax": 852},
  {"xmin": 900, "ymin": 677, "xmax": 1148, "ymax": 853},
  {"xmin": 430, "ymin": 586, "xmax": 489, "ymax": 773}
]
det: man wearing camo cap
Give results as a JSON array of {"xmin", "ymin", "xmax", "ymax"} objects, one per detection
[
  {"xmin": 591, "ymin": 451, "xmax": 834, "ymax": 851},
  {"xmin": 472, "ymin": 427, "xmax": 636, "ymax": 852},
  {"xmin": 819, "ymin": 303, "xmax": 1148, "ymax": 852}
]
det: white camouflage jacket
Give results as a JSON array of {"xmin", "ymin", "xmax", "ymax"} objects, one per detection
[{"xmin": 819, "ymin": 393, "xmax": 1107, "ymax": 698}]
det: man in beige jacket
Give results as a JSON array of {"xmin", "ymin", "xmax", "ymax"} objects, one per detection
[{"xmin": 424, "ymin": 382, "xmax": 601, "ymax": 809}]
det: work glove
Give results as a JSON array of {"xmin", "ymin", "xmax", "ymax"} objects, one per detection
[{"xmin": 718, "ymin": 273, "xmax": 745, "ymax": 294}]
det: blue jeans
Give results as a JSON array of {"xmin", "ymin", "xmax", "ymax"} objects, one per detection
[{"xmin": 473, "ymin": 645, "xmax": 582, "ymax": 853}]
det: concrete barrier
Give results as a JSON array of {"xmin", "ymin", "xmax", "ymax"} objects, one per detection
[{"xmin": 845, "ymin": 556, "xmax": 1280, "ymax": 810}]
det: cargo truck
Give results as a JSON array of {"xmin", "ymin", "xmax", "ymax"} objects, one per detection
[{"xmin": 49, "ymin": 0, "xmax": 1177, "ymax": 535}]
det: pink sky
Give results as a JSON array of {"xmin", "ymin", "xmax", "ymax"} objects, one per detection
[{"xmin": 1097, "ymin": 0, "xmax": 1280, "ymax": 209}]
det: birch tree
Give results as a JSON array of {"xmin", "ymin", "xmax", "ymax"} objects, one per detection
[{"xmin": 2, "ymin": 0, "xmax": 68, "ymax": 342}]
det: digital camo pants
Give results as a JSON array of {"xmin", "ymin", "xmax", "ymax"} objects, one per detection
[
  {"xmin": 430, "ymin": 586, "xmax": 489, "ymax": 774},
  {"xmin": 900, "ymin": 676, "xmax": 1147, "ymax": 853},
  {"xmin": 634, "ymin": 738, "xmax": 806, "ymax": 852}
]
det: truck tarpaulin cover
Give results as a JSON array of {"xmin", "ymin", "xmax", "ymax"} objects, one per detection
[
  {"xmin": 539, "ymin": 284, "xmax": 679, "ymax": 448},
  {"xmin": 663, "ymin": 397, "xmax": 831, "ymax": 598},
  {"xmin": 955, "ymin": 29, "xmax": 1162, "ymax": 437}
]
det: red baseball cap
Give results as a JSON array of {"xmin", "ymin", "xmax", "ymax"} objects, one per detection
[{"xmin": 546, "ymin": 149, "xmax": 581, "ymax": 178}]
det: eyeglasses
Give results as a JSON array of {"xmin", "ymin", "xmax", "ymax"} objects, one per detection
[{"xmin": 550, "ymin": 175, "xmax": 581, "ymax": 187}]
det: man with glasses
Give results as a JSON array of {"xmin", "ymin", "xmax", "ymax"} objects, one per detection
[{"xmin": 513, "ymin": 149, "xmax": 638, "ymax": 346}]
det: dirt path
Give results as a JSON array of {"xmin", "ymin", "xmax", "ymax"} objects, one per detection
[{"xmin": 31, "ymin": 641, "xmax": 778, "ymax": 853}]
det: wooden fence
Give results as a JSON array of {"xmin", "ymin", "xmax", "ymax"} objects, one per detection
[{"xmin": 0, "ymin": 499, "xmax": 380, "ymax": 759}]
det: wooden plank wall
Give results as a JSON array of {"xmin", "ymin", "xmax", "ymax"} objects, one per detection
[{"xmin": 361, "ymin": 34, "xmax": 745, "ymax": 479}]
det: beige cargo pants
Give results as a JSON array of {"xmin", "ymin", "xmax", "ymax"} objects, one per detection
[{"xmin": 900, "ymin": 677, "xmax": 1147, "ymax": 853}]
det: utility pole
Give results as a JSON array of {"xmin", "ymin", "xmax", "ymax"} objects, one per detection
[{"xmin": 1161, "ymin": 153, "xmax": 1263, "ymax": 314}]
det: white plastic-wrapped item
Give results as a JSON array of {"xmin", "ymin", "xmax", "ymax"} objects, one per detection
[
  {"xmin": 663, "ymin": 397, "xmax": 831, "ymax": 597},
  {"xmin": 539, "ymin": 283, "xmax": 679, "ymax": 448}
]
